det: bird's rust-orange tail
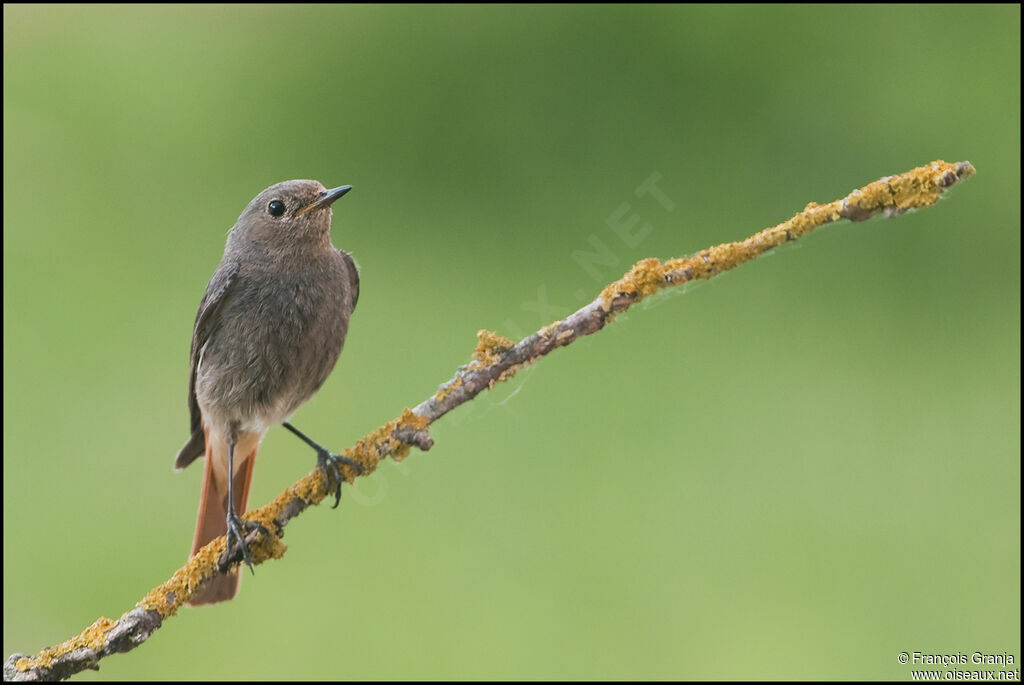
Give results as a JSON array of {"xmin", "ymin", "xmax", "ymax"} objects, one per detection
[{"xmin": 188, "ymin": 428, "xmax": 258, "ymax": 606}]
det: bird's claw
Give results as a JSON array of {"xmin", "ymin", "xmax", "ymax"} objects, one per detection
[
  {"xmin": 224, "ymin": 512, "xmax": 268, "ymax": 575},
  {"xmin": 317, "ymin": 449, "xmax": 363, "ymax": 508}
]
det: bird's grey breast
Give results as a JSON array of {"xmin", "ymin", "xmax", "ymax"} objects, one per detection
[{"xmin": 194, "ymin": 250, "xmax": 353, "ymax": 428}]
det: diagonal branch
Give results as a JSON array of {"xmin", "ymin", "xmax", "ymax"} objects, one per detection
[{"xmin": 3, "ymin": 160, "xmax": 975, "ymax": 682}]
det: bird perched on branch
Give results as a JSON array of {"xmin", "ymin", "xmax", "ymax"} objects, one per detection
[{"xmin": 174, "ymin": 180, "xmax": 361, "ymax": 605}]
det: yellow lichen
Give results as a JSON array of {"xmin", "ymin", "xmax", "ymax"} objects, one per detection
[
  {"xmin": 399, "ymin": 407, "xmax": 430, "ymax": 432},
  {"xmin": 19, "ymin": 406, "xmax": 440, "ymax": 672},
  {"xmin": 141, "ymin": 410, "xmax": 436, "ymax": 613},
  {"xmin": 496, "ymin": 359, "xmax": 534, "ymax": 386},
  {"xmin": 336, "ymin": 407, "xmax": 430, "ymax": 466},
  {"xmin": 138, "ymin": 532, "xmax": 242, "ymax": 618},
  {"xmin": 17, "ymin": 616, "xmax": 116, "ymax": 671},
  {"xmin": 433, "ymin": 375, "xmax": 464, "ymax": 403},
  {"xmin": 538, "ymin": 322, "xmax": 561, "ymax": 339},
  {"xmin": 605, "ymin": 161, "xmax": 972, "ymax": 306},
  {"xmin": 845, "ymin": 160, "xmax": 972, "ymax": 215},
  {"xmin": 598, "ymin": 257, "xmax": 664, "ymax": 310},
  {"xmin": 472, "ymin": 329, "xmax": 515, "ymax": 366},
  {"xmin": 392, "ymin": 408, "xmax": 430, "ymax": 462}
]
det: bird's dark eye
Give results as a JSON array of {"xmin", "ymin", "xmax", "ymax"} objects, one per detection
[{"xmin": 267, "ymin": 200, "xmax": 286, "ymax": 217}]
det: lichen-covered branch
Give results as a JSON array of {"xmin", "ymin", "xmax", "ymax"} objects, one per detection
[{"xmin": 3, "ymin": 160, "xmax": 975, "ymax": 682}]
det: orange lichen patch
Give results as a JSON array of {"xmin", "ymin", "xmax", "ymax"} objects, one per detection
[
  {"xmin": 243, "ymin": 512, "xmax": 290, "ymax": 559},
  {"xmin": 136, "ymin": 408, "xmax": 436, "ymax": 620},
  {"xmin": 666, "ymin": 208, "xmax": 818, "ymax": 293},
  {"xmin": 472, "ymin": 329, "xmax": 515, "ymax": 366},
  {"xmin": 614, "ymin": 161, "xmax": 975, "ymax": 298},
  {"xmin": 495, "ymin": 359, "xmax": 534, "ymax": 387},
  {"xmin": 391, "ymin": 408, "xmax": 430, "ymax": 462},
  {"xmin": 338, "ymin": 407, "xmax": 430, "ymax": 466},
  {"xmin": 846, "ymin": 159, "xmax": 973, "ymax": 216},
  {"xmin": 16, "ymin": 616, "xmax": 116, "ymax": 671},
  {"xmin": 16, "ymin": 408, "xmax": 435, "ymax": 673},
  {"xmin": 433, "ymin": 375, "xmax": 464, "ymax": 403},
  {"xmin": 287, "ymin": 472, "xmax": 323, "ymax": 504},
  {"xmin": 598, "ymin": 257, "xmax": 664, "ymax": 310},
  {"xmin": 346, "ymin": 422, "xmax": 397, "ymax": 468},
  {"xmin": 137, "ymin": 534, "xmax": 237, "ymax": 618},
  {"xmin": 538, "ymin": 321, "xmax": 562, "ymax": 339},
  {"xmin": 390, "ymin": 443, "xmax": 410, "ymax": 462},
  {"xmin": 659, "ymin": 200, "xmax": 845, "ymax": 287},
  {"xmin": 399, "ymin": 407, "xmax": 430, "ymax": 432},
  {"xmin": 136, "ymin": 499, "xmax": 298, "ymax": 619}
]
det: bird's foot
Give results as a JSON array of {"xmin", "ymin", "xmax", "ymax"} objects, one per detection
[
  {"xmin": 317, "ymin": 449, "xmax": 363, "ymax": 508},
  {"xmin": 224, "ymin": 511, "xmax": 268, "ymax": 574}
]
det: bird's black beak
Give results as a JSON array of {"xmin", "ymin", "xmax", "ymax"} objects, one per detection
[{"xmin": 298, "ymin": 185, "xmax": 353, "ymax": 216}]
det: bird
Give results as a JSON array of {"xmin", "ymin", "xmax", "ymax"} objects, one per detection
[{"xmin": 174, "ymin": 180, "xmax": 360, "ymax": 605}]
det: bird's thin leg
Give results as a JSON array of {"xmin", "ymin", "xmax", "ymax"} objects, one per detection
[
  {"xmin": 282, "ymin": 422, "xmax": 363, "ymax": 508},
  {"xmin": 224, "ymin": 439, "xmax": 265, "ymax": 574}
]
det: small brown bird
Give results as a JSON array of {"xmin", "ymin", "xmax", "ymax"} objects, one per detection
[{"xmin": 174, "ymin": 180, "xmax": 360, "ymax": 605}]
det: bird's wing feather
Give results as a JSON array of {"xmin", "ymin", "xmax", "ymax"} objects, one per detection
[
  {"xmin": 338, "ymin": 248, "xmax": 360, "ymax": 312},
  {"xmin": 174, "ymin": 260, "xmax": 240, "ymax": 469}
]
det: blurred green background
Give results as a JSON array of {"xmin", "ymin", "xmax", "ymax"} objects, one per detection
[{"xmin": 3, "ymin": 4, "xmax": 1019, "ymax": 681}]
